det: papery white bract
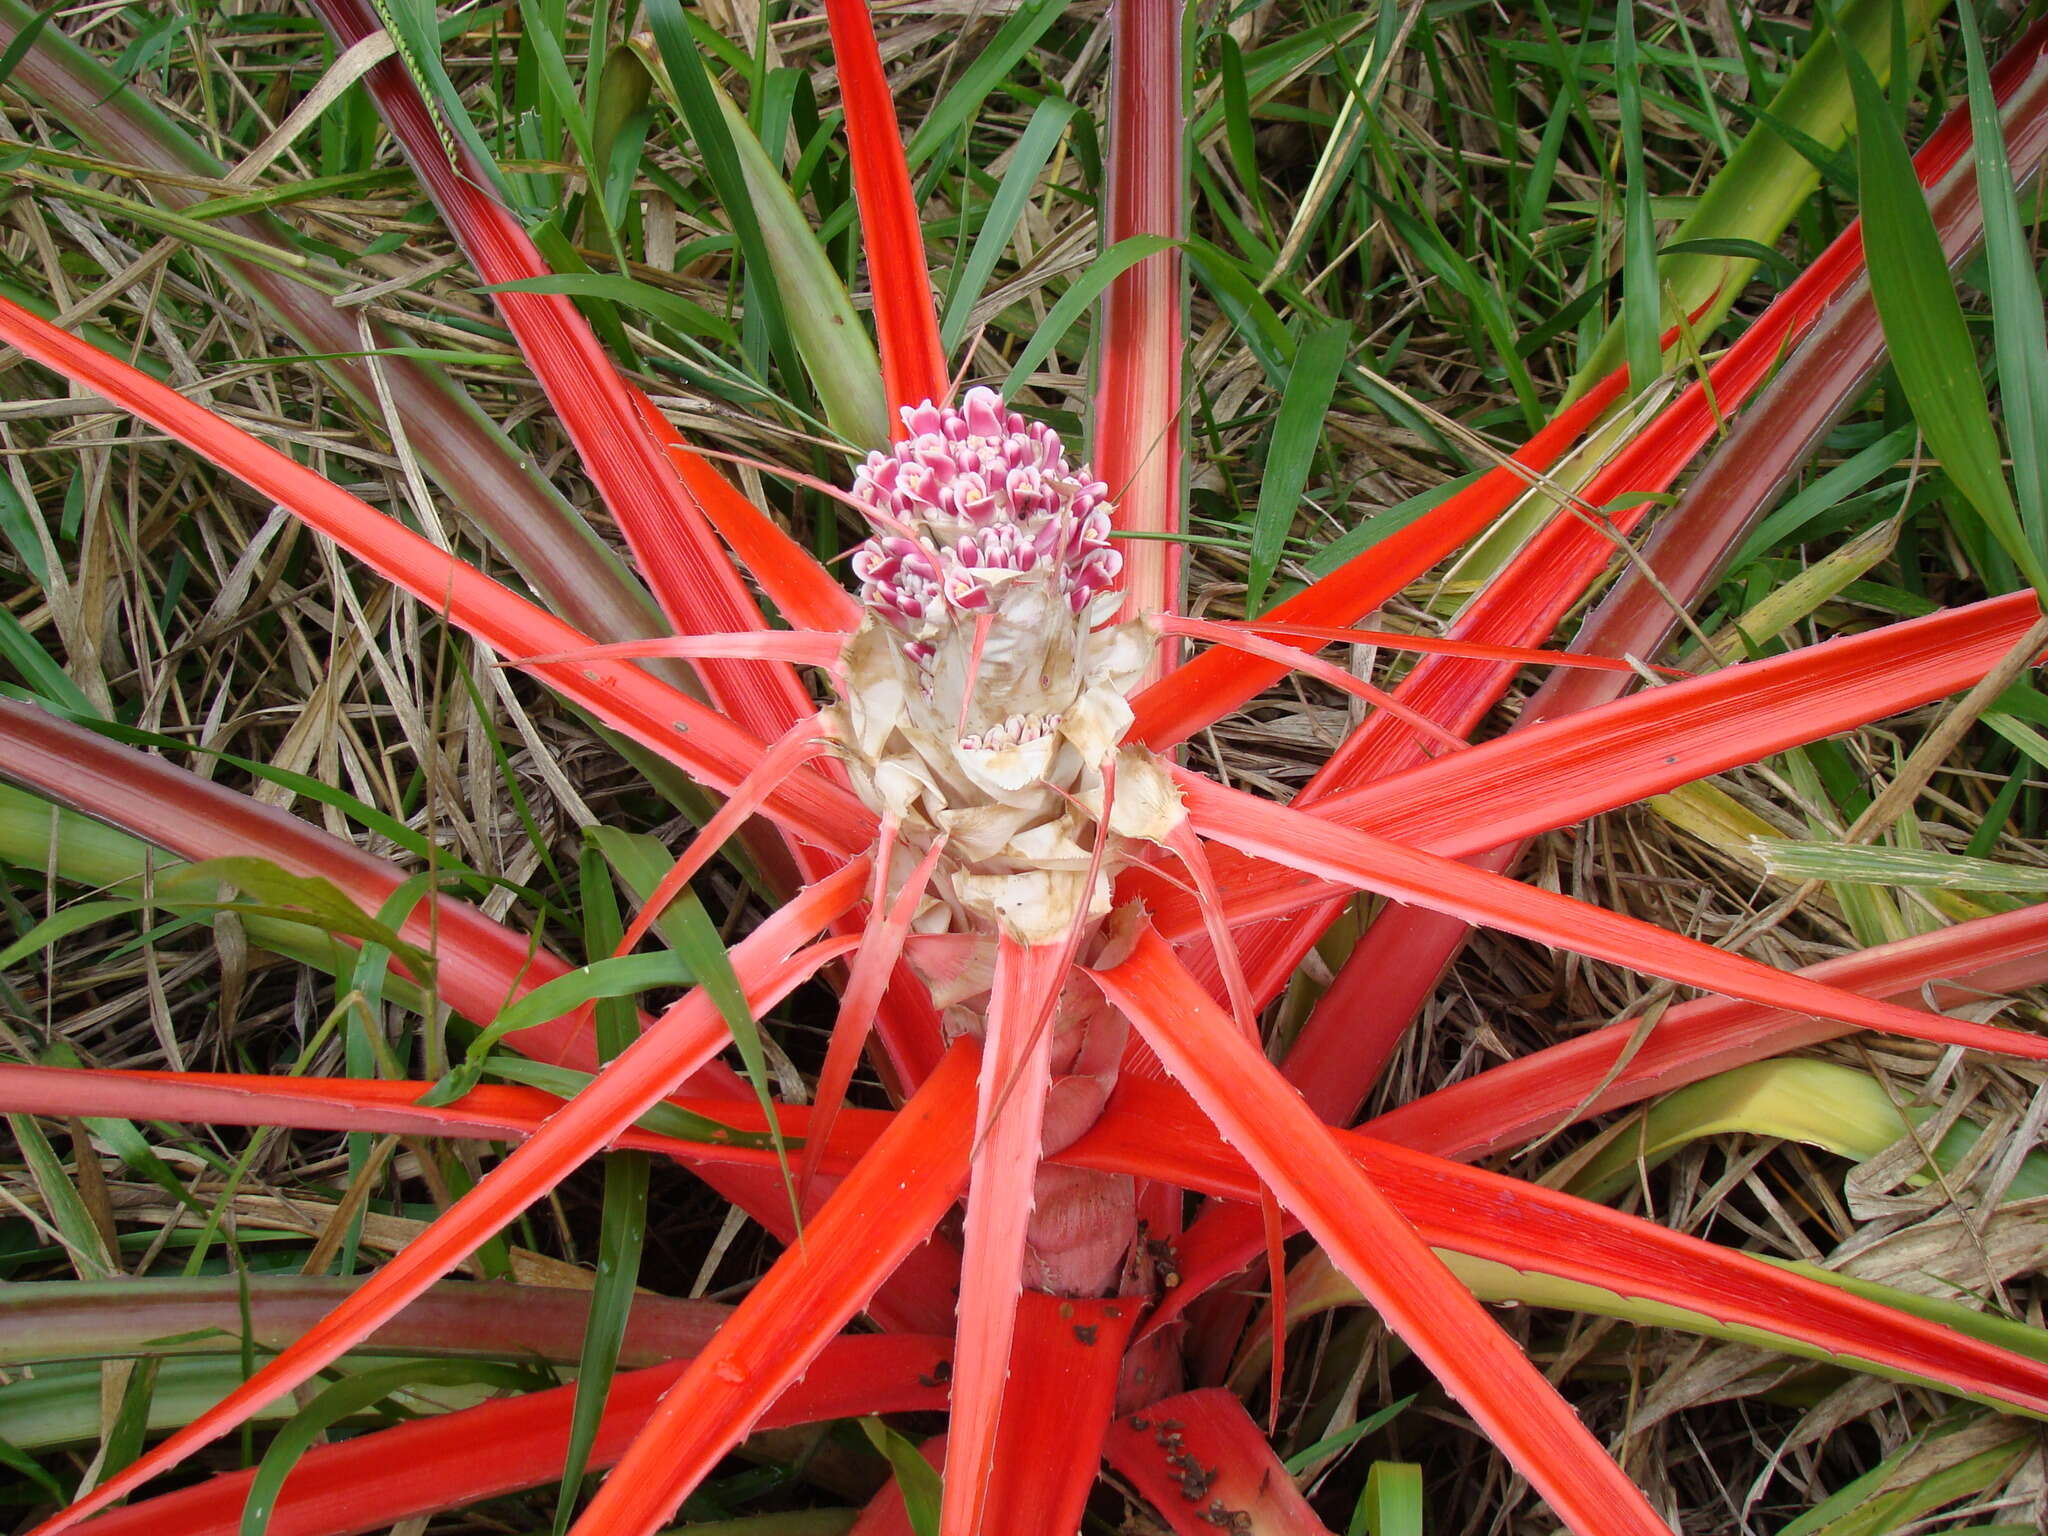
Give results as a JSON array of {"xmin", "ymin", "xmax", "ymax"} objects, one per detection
[{"xmin": 830, "ymin": 389, "xmax": 1178, "ymax": 949}]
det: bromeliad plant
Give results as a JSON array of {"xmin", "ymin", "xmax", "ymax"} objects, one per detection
[{"xmin": 6, "ymin": 2, "xmax": 2048, "ymax": 1532}]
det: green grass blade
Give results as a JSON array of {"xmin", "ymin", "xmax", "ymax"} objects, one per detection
[
  {"xmin": 858, "ymin": 1419, "xmax": 941, "ymax": 1536},
  {"xmin": 0, "ymin": 474, "xmax": 49, "ymax": 588},
  {"xmin": 584, "ymin": 827, "xmax": 798, "ymax": 1216},
  {"xmin": 1348, "ymin": 1461, "xmax": 1424, "ymax": 1536},
  {"xmin": 1614, "ymin": 1, "xmax": 1662, "ymax": 395},
  {"xmin": 425, "ymin": 951, "xmax": 696, "ymax": 1103},
  {"xmin": 1841, "ymin": 8, "xmax": 2042, "ymax": 594},
  {"xmin": 939, "ymin": 96, "xmax": 1075, "ymax": 355},
  {"xmin": 643, "ymin": 0, "xmax": 798, "ymax": 392},
  {"xmin": 515, "ymin": 0, "xmax": 613, "ymax": 251},
  {"xmin": 240, "ymin": 1360, "xmax": 537, "ymax": 1536},
  {"xmin": 5, "ymin": 1112, "xmax": 113, "ymax": 1279},
  {"xmin": 1247, "ymin": 322, "xmax": 1349, "ymax": 613},
  {"xmin": 902, "ymin": 0, "xmax": 1071, "ymax": 170},
  {"xmin": 667, "ymin": 891, "xmax": 798, "ymax": 1225},
  {"xmin": 485, "ymin": 273, "xmax": 737, "ymax": 347},
  {"xmin": 1001, "ymin": 234, "xmax": 1176, "ymax": 398},
  {"xmin": 711, "ymin": 79, "xmax": 887, "ymax": 443},
  {"xmin": 552, "ymin": 838, "xmax": 651, "ymax": 1534},
  {"xmin": 1958, "ymin": 0, "xmax": 2048, "ymax": 571}
]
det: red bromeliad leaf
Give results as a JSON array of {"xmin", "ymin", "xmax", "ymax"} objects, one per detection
[
  {"xmin": 1362, "ymin": 898, "xmax": 2048, "ymax": 1163},
  {"xmin": 822, "ymin": 0, "xmax": 949, "ymax": 418},
  {"xmin": 0, "ymin": 702, "xmax": 957, "ymax": 1334},
  {"xmin": 1058, "ymin": 1074, "xmax": 2048, "ymax": 1418},
  {"xmin": 632, "ymin": 393, "xmax": 863, "ymax": 634},
  {"xmin": 1102, "ymin": 1389, "xmax": 1334, "ymax": 1536},
  {"xmin": 309, "ymin": 0, "xmax": 816, "ymax": 750},
  {"xmin": 0, "ymin": 698, "xmax": 635, "ymax": 1072},
  {"xmin": 1130, "ymin": 364, "xmax": 1631, "ymax": 746},
  {"xmin": 1174, "ymin": 769, "xmax": 2048, "ymax": 1063},
  {"xmin": 53, "ymin": 1334, "xmax": 952, "ymax": 1536},
  {"xmin": 981, "ymin": 1294, "xmax": 1140, "ymax": 1533},
  {"xmin": 0, "ymin": 1064, "xmax": 891, "ymax": 1183},
  {"xmin": 26, "ymin": 1043, "xmax": 2048, "ymax": 1435},
  {"xmin": 1157, "ymin": 615, "xmax": 1472, "ymax": 751},
  {"xmin": 24, "ymin": 870, "xmax": 865, "ymax": 1536},
  {"xmin": 0, "ymin": 302, "xmax": 873, "ymax": 856},
  {"xmin": 509, "ymin": 631, "xmax": 851, "ymax": 669},
  {"xmin": 1298, "ymin": 25, "xmax": 2048, "ymax": 800},
  {"xmin": 1145, "ymin": 591, "xmax": 2047, "ymax": 939},
  {"xmin": 1182, "ymin": 618, "xmax": 1671, "ymax": 675},
  {"xmin": 564, "ymin": 1041, "xmax": 980, "ymax": 1536},
  {"xmin": 1273, "ymin": 23, "xmax": 2048, "ymax": 1114},
  {"xmin": 941, "ymin": 938, "xmax": 1066, "ymax": 1535},
  {"xmin": 800, "ymin": 835, "xmax": 950, "ymax": 1209},
  {"xmin": 1099, "ymin": 0, "xmax": 1186, "ymax": 638},
  {"xmin": 1089, "ymin": 929, "xmax": 1677, "ymax": 1536}
]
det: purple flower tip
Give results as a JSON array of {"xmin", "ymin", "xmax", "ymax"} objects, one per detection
[{"xmin": 852, "ymin": 388, "xmax": 1122, "ymax": 644}]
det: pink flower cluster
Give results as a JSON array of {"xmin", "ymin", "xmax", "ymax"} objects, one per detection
[{"xmin": 849, "ymin": 388, "xmax": 1122, "ymax": 638}]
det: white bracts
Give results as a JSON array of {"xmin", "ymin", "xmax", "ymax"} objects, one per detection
[{"xmin": 829, "ymin": 389, "xmax": 1182, "ymax": 951}]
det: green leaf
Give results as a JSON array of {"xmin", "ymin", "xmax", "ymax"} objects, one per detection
[
  {"xmin": 553, "ymin": 840, "xmax": 650, "ymax": 1534},
  {"xmin": 485, "ymin": 273, "xmax": 736, "ymax": 346},
  {"xmin": 643, "ymin": 0, "xmax": 798, "ymax": 390},
  {"xmin": 0, "ymin": 1429, "xmax": 64, "ymax": 1502},
  {"xmin": 940, "ymin": 97, "xmax": 1076, "ymax": 355},
  {"xmin": 1613, "ymin": 1, "xmax": 1663, "ymax": 396},
  {"xmin": 1732, "ymin": 424, "xmax": 1917, "ymax": 569},
  {"xmin": 422, "ymin": 951, "xmax": 694, "ymax": 1105},
  {"xmin": 1282, "ymin": 1394, "xmax": 1412, "ymax": 1474},
  {"xmin": 1348, "ymin": 1461, "xmax": 1423, "ymax": 1536},
  {"xmin": 169, "ymin": 859, "xmax": 435, "ymax": 979},
  {"xmin": 858, "ymin": 1419, "xmax": 941, "ymax": 1536},
  {"xmin": 480, "ymin": 1056, "xmax": 776, "ymax": 1150},
  {"xmin": 0, "ymin": 898, "xmax": 145, "ymax": 972},
  {"xmin": 240, "ymin": 1360, "xmax": 536, "ymax": 1536},
  {"xmin": 1217, "ymin": 34, "xmax": 1275, "ymax": 244},
  {"xmin": 1841, "ymin": 9, "xmax": 2043, "ymax": 595},
  {"xmin": 1183, "ymin": 236, "xmax": 1295, "ymax": 386},
  {"xmin": 0, "ymin": 599, "xmax": 98, "ymax": 719},
  {"xmin": 0, "ymin": 473, "xmax": 49, "ymax": 587},
  {"xmin": 6, "ymin": 1112, "xmax": 112, "ymax": 1278},
  {"xmin": 667, "ymin": 891, "xmax": 798, "ymax": 1223},
  {"xmin": 591, "ymin": 43, "xmax": 656, "ymax": 239},
  {"xmin": 903, "ymin": 0, "xmax": 1070, "ymax": 169},
  {"xmin": 1247, "ymin": 322, "xmax": 1349, "ymax": 613},
  {"xmin": 1001, "ymin": 235, "xmax": 1177, "ymax": 398},
  {"xmin": 1958, "ymin": 0, "xmax": 2048, "ymax": 574},
  {"xmin": 0, "ymin": 2, "xmax": 57, "ymax": 96},
  {"xmin": 710, "ymin": 79, "xmax": 887, "ymax": 443},
  {"xmin": 515, "ymin": 0, "xmax": 610, "ymax": 247}
]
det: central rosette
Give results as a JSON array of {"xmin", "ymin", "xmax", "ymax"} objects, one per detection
[
  {"xmin": 825, "ymin": 391, "xmax": 1172, "ymax": 1294},
  {"xmin": 827, "ymin": 388, "xmax": 1178, "ymax": 950}
]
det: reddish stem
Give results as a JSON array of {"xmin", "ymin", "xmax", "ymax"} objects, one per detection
[{"xmin": 1098, "ymin": 0, "xmax": 1186, "ymax": 648}]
